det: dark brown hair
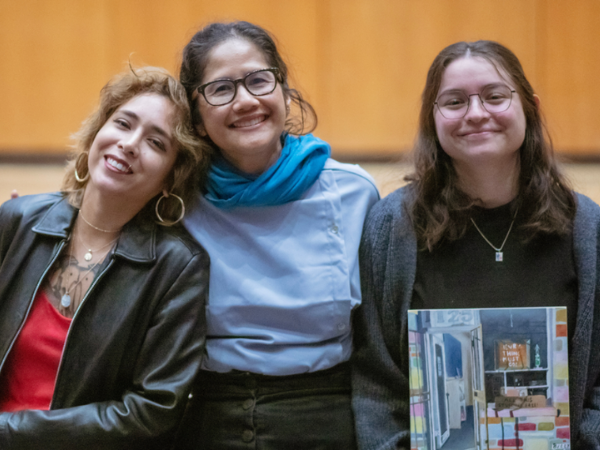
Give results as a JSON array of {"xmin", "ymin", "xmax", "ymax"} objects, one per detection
[
  {"xmin": 179, "ymin": 21, "xmax": 317, "ymax": 137},
  {"xmin": 406, "ymin": 40, "xmax": 576, "ymax": 250},
  {"xmin": 64, "ymin": 66, "xmax": 208, "ymax": 225}
]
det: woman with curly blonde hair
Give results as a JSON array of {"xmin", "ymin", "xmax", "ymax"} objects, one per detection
[{"xmin": 0, "ymin": 66, "xmax": 210, "ymax": 450}]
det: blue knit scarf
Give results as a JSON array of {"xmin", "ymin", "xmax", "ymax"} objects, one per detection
[{"xmin": 205, "ymin": 134, "xmax": 331, "ymax": 209}]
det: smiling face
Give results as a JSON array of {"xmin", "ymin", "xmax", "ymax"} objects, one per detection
[
  {"xmin": 197, "ymin": 38, "xmax": 288, "ymax": 175},
  {"xmin": 86, "ymin": 93, "xmax": 178, "ymax": 209},
  {"xmin": 434, "ymin": 57, "xmax": 527, "ymax": 172}
]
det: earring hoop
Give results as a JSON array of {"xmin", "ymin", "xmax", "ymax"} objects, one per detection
[
  {"xmin": 155, "ymin": 192, "xmax": 185, "ymax": 226},
  {"xmin": 74, "ymin": 153, "xmax": 90, "ymax": 183}
]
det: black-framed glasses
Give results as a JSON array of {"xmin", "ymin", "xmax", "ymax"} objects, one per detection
[
  {"xmin": 197, "ymin": 68, "xmax": 281, "ymax": 106},
  {"xmin": 434, "ymin": 85, "xmax": 516, "ymax": 119}
]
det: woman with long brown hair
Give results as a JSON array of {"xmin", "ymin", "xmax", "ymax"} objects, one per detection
[{"xmin": 352, "ymin": 41, "xmax": 600, "ymax": 449}]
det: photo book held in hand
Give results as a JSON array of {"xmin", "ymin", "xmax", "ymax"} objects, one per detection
[{"xmin": 409, "ymin": 307, "xmax": 570, "ymax": 450}]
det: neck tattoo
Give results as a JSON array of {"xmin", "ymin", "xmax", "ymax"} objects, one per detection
[{"xmin": 60, "ymin": 261, "xmax": 99, "ymax": 309}]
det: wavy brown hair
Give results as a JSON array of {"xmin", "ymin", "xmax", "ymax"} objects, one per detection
[
  {"xmin": 406, "ymin": 40, "xmax": 576, "ymax": 250},
  {"xmin": 179, "ymin": 21, "xmax": 317, "ymax": 140},
  {"xmin": 63, "ymin": 66, "xmax": 208, "ymax": 225}
]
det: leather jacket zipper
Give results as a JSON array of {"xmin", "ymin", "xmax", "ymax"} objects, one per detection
[
  {"xmin": 0, "ymin": 239, "xmax": 68, "ymax": 373},
  {"xmin": 49, "ymin": 256, "xmax": 115, "ymax": 409}
]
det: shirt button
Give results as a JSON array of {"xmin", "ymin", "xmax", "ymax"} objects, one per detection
[
  {"xmin": 188, "ymin": 393, "xmax": 193, "ymax": 400},
  {"xmin": 331, "ymin": 224, "xmax": 339, "ymax": 234},
  {"xmin": 337, "ymin": 323, "xmax": 346, "ymax": 331},
  {"xmin": 242, "ymin": 429, "xmax": 254, "ymax": 443},
  {"xmin": 243, "ymin": 398, "xmax": 254, "ymax": 410}
]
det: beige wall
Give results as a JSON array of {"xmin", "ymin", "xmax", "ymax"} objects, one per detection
[{"xmin": 1, "ymin": 0, "xmax": 599, "ymax": 157}]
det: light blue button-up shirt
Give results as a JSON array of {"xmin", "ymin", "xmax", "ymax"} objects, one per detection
[{"xmin": 184, "ymin": 159, "xmax": 380, "ymax": 375}]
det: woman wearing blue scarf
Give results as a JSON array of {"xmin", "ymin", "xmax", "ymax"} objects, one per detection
[{"xmin": 175, "ymin": 21, "xmax": 379, "ymax": 449}]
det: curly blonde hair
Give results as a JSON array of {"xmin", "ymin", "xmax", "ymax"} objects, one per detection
[{"xmin": 63, "ymin": 66, "xmax": 211, "ymax": 225}]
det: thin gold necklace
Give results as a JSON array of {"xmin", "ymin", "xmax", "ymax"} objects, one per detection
[
  {"xmin": 470, "ymin": 208, "xmax": 518, "ymax": 262},
  {"xmin": 79, "ymin": 210, "xmax": 121, "ymax": 233}
]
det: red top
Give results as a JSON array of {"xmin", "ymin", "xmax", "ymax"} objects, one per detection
[{"xmin": 0, "ymin": 290, "xmax": 72, "ymax": 412}]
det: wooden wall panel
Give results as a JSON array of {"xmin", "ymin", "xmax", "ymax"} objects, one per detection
[
  {"xmin": 102, "ymin": 0, "xmax": 319, "ymax": 77},
  {"xmin": 542, "ymin": 1, "xmax": 600, "ymax": 153},
  {"xmin": 0, "ymin": 0, "xmax": 320, "ymax": 153},
  {"xmin": 319, "ymin": 0, "xmax": 539, "ymax": 156},
  {"xmin": 0, "ymin": 0, "xmax": 598, "ymax": 157},
  {"xmin": 0, "ymin": 0, "xmax": 110, "ymax": 151}
]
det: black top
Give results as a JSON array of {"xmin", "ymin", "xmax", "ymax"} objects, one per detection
[{"xmin": 412, "ymin": 201, "xmax": 578, "ymax": 340}]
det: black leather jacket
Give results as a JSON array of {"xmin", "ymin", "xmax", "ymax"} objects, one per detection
[{"xmin": 0, "ymin": 193, "xmax": 209, "ymax": 450}]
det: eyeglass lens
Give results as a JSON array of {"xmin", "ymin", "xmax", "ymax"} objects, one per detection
[
  {"xmin": 203, "ymin": 69, "xmax": 278, "ymax": 106},
  {"xmin": 436, "ymin": 85, "xmax": 514, "ymax": 119}
]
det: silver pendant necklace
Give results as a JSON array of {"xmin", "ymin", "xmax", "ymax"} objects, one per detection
[
  {"xmin": 60, "ymin": 232, "xmax": 118, "ymax": 309},
  {"xmin": 470, "ymin": 208, "xmax": 518, "ymax": 262},
  {"xmin": 60, "ymin": 262, "xmax": 99, "ymax": 308}
]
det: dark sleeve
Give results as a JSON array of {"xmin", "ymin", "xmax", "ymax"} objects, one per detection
[
  {"xmin": 0, "ymin": 198, "xmax": 27, "ymax": 266},
  {"xmin": 576, "ymin": 214, "xmax": 600, "ymax": 450},
  {"xmin": 577, "ymin": 305, "xmax": 600, "ymax": 450},
  {"xmin": 578, "ymin": 384, "xmax": 600, "ymax": 448},
  {"xmin": 573, "ymin": 194, "xmax": 600, "ymax": 449},
  {"xmin": 0, "ymin": 250, "xmax": 209, "ymax": 450},
  {"xmin": 352, "ymin": 202, "xmax": 410, "ymax": 450}
]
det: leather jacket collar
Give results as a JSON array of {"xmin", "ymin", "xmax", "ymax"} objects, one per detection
[{"xmin": 31, "ymin": 195, "xmax": 157, "ymax": 263}]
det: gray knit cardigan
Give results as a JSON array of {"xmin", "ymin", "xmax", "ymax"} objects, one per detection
[{"xmin": 352, "ymin": 186, "xmax": 600, "ymax": 450}]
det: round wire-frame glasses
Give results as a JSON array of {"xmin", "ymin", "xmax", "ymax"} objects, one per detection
[
  {"xmin": 197, "ymin": 68, "xmax": 281, "ymax": 106},
  {"xmin": 434, "ymin": 85, "xmax": 516, "ymax": 119}
]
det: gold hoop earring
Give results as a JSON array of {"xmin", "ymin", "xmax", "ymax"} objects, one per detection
[
  {"xmin": 74, "ymin": 153, "xmax": 90, "ymax": 183},
  {"xmin": 155, "ymin": 192, "xmax": 185, "ymax": 226}
]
